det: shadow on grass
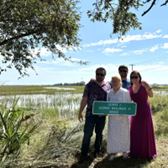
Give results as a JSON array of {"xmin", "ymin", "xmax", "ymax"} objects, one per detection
[
  {"xmin": 94, "ymin": 156, "xmax": 152, "ymax": 168},
  {"xmin": 71, "ymin": 153, "xmax": 95, "ymax": 168},
  {"xmin": 71, "ymin": 154, "xmax": 153, "ymax": 168},
  {"xmin": 35, "ymin": 165, "xmax": 60, "ymax": 168},
  {"xmin": 71, "ymin": 140, "xmax": 108, "ymax": 168}
]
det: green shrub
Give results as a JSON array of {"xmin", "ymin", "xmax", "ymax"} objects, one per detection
[
  {"xmin": 0, "ymin": 97, "xmax": 40, "ymax": 161},
  {"xmin": 149, "ymin": 95, "xmax": 168, "ymax": 114},
  {"xmin": 155, "ymin": 109, "xmax": 168, "ymax": 137}
]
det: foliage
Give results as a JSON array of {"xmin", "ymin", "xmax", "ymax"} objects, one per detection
[
  {"xmin": 0, "ymin": 0, "xmax": 84, "ymax": 77},
  {"xmin": 149, "ymin": 95, "xmax": 168, "ymax": 136},
  {"xmin": 0, "ymin": 93, "xmax": 168, "ymax": 167},
  {"xmin": 1, "ymin": 0, "xmax": 167, "ymax": 77},
  {"xmin": 59, "ymin": 121, "xmax": 84, "ymax": 143},
  {"xmin": 149, "ymin": 94, "xmax": 168, "ymax": 114},
  {"xmin": 0, "ymin": 97, "xmax": 40, "ymax": 160},
  {"xmin": 154, "ymin": 109, "xmax": 168, "ymax": 137},
  {"xmin": 64, "ymin": 81, "xmax": 85, "ymax": 86},
  {"xmin": 87, "ymin": 0, "xmax": 168, "ymax": 36},
  {"xmin": 0, "ymin": 85, "xmax": 85, "ymax": 95}
]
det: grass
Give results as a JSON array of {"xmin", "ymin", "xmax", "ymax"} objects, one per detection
[
  {"xmin": 1, "ymin": 85, "xmax": 168, "ymax": 95},
  {"xmin": 152, "ymin": 85, "xmax": 168, "ymax": 91},
  {"xmin": 0, "ymin": 85, "xmax": 85, "ymax": 95},
  {"xmin": 0, "ymin": 87, "xmax": 168, "ymax": 168}
]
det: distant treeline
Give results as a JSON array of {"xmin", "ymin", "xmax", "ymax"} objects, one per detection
[
  {"xmin": 53, "ymin": 81, "xmax": 85, "ymax": 86},
  {"xmin": 152, "ymin": 83, "xmax": 168, "ymax": 88}
]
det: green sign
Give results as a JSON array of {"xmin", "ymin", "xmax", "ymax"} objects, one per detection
[{"xmin": 93, "ymin": 101, "xmax": 137, "ymax": 115}]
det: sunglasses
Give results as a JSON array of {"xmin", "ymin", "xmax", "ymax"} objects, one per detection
[
  {"xmin": 96, "ymin": 73, "xmax": 105, "ymax": 77},
  {"xmin": 119, "ymin": 70, "xmax": 128, "ymax": 73},
  {"xmin": 131, "ymin": 76, "xmax": 138, "ymax": 79}
]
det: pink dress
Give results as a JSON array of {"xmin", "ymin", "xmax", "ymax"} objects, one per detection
[{"xmin": 129, "ymin": 85, "xmax": 157, "ymax": 158}]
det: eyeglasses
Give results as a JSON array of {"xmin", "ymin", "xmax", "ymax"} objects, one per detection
[
  {"xmin": 119, "ymin": 70, "xmax": 128, "ymax": 73},
  {"xmin": 96, "ymin": 73, "xmax": 105, "ymax": 77},
  {"xmin": 131, "ymin": 76, "xmax": 138, "ymax": 79}
]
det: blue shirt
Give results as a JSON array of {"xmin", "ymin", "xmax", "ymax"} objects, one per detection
[
  {"xmin": 109, "ymin": 79, "xmax": 130, "ymax": 90},
  {"xmin": 122, "ymin": 79, "xmax": 131, "ymax": 90}
]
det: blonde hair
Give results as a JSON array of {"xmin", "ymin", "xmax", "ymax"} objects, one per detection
[{"xmin": 111, "ymin": 75, "xmax": 122, "ymax": 85}]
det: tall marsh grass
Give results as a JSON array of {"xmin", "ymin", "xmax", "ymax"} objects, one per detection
[
  {"xmin": 150, "ymin": 94, "xmax": 168, "ymax": 114},
  {"xmin": 0, "ymin": 93, "xmax": 82, "ymax": 120},
  {"xmin": 150, "ymin": 94, "xmax": 168, "ymax": 137}
]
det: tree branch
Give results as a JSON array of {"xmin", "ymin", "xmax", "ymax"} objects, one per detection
[
  {"xmin": 0, "ymin": 19, "xmax": 26, "ymax": 22},
  {"xmin": 161, "ymin": 0, "xmax": 168, "ymax": 6},
  {"xmin": 0, "ymin": 30, "xmax": 39, "ymax": 46},
  {"xmin": 142, "ymin": 0, "xmax": 156, "ymax": 16}
]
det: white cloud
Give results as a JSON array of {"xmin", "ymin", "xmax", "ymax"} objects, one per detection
[
  {"xmin": 155, "ymin": 29, "xmax": 161, "ymax": 33},
  {"xmin": 30, "ymin": 48, "xmax": 51, "ymax": 58},
  {"xmin": 83, "ymin": 31, "xmax": 163, "ymax": 48},
  {"xmin": 120, "ymin": 35, "xmax": 142, "ymax": 43},
  {"xmin": 161, "ymin": 43, "xmax": 168, "ymax": 49},
  {"xmin": 118, "ymin": 33, "xmax": 161, "ymax": 43},
  {"xmin": 103, "ymin": 48, "xmax": 123, "ymax": 53},
  {"xmin": 83, "ymin": 39, "xmax": 118, "ymax": 47},
  {"xmin": 55, "ymin": 45, "xmax": 69, "ymax": 54},
  {"xmin": 132, "ymin": 50, "xmax": 147, "ymax": 54},
  {"xmin": 150, "ymin": 45, "xmax": 159, "ymax": 52},
  {"xmin": 163, "ymin": 35, "xmax": 168, "ymax": 38},
  {"xmin": 141, "ymin": 33, "xmax": 162, "ymax": 40},
  {"xmin": 120, "ymin": 53, "xmax": 128, "ymax": 56},
  {"xmin": 2, "ymin": 63, "xmax": 168, "ymax": 85},
  {"xmin": 31, "ymin": 47, "xmax": 65, "ymax": 58}
]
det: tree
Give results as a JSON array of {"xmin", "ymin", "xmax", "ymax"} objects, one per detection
[
  {"xmin": 0, "ymin": 0, "xmax": 84, "ymax": 77},
  {"xmin": 1, "ymin": 0, "xmax": 167, "ymax": 77},
  {"xmin": 87, "ymin": 0, "xmax": 168, "ymax": 36}
]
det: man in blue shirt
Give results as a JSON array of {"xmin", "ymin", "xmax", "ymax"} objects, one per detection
[
  {"xmin": 118, "ymin": 65, "xmax": 130, "ymax": 90},
  {"xmin": 109, "ymin": 65, "xmax": 130, "ymax": 90}
]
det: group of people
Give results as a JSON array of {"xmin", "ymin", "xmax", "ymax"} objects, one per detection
[{"xmin": 78, "ymin": 65, "xmax": 157, "ymax": 164}]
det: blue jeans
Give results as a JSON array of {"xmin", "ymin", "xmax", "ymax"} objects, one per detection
[{"xmin": 81, "ymin": 115, "xmax": 106, "ymax": 156}]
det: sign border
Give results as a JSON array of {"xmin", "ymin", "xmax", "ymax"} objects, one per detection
[{"xmin": 92, "ymin": 101, "xmax": 137, "ymax": 116}]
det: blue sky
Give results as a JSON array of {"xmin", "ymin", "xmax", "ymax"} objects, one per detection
[{"xmin": 1, "ymin": 0, "xmax": 168, "ymax": 85}]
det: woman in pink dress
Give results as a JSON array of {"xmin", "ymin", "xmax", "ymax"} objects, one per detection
[{"xmin": 129, "ymin": 70, "xmax": 157, "ymax": 158}]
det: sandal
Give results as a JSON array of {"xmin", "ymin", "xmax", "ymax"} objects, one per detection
[
  {"xmin": 108, "ymin": 154, "xmax": 115, "ymax": 161},
  {"xmin": 123, "ymin": 152, "xmax": 129, "ymax": 159}
]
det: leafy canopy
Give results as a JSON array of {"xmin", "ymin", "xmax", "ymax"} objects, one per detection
[
  {"xmin": 87, "ymin": 0, "xmax": 168, "ymax": 36},
  {"xmin": 0, "ymin": 0, "xmax": 82, "ymax": 77},
  {"xmin": 0, "ymin": 0, "xmax": 167, "ymax": 77}
]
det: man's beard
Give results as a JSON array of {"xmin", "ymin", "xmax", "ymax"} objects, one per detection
[
  {"xmin": 96, "ymin": 78, "xmax": 104, "ymax": 82},
  {"xmin": 121, "ymin": 74, "xmax": 127, "ymax": 78}
]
